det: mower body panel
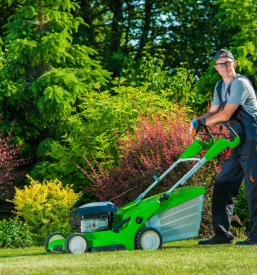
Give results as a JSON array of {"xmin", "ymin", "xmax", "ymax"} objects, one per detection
[
  {"xmin": 145, "ymin": 193, "xmax": 204, "ymax": 243},
  {"xmin": 48, "ymin": 239, "xmax": 65, "ymax": 251},
  {"xmin": 147, "ymin": 186, "xmax": 205, "ymax": 216}
]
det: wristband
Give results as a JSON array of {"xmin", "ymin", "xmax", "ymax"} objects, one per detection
[{"xmin": 200, "ymin": 118, "xmax": 206, "ymax": 126}]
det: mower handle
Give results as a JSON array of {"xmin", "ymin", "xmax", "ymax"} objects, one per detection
[
  {"xmin": 216, "ymin": 121, "xmax": 238, "ymax": 138},
  {"xmin": 137, "ymin": 121, "xmax": 240, "ymax": 204},
  {"xmin": 199, "ymin": 121, "xmax": 238, "ymax": 139},
  {"xmin": 198, "ymin": 124, "xmax": 213, "ymax": 141}
]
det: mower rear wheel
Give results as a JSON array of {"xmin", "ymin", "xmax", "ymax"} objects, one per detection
[
  {"xmin": 65, "ymin": 233, "xmax": 89, "ymax": 254},
  {"xmin": 137, "ymin": 227, "xmax": 162, "ymax": 250},
  {"xmin": 44, "ymin": 232, "xmax": 66, "ymax": 253}
]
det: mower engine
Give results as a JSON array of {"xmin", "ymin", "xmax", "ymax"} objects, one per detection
[
  {"xmin": 81, "ymin": 217, "xmax": 108, "ymax": 232},
  {"xmin": 70, "ymin": 202, "xmax": 119, "ymax": 233}
]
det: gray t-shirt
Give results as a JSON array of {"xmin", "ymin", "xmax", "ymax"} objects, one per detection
[{"xmin": 212, "ymin": 76, "xmax": 257, "ymax": 119}]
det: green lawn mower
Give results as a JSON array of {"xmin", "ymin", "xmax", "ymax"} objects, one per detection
[{"xmin": 45, "ymin": 122, "xmax": 239, "ymax": 254}]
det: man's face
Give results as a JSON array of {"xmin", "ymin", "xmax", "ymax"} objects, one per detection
[{"xmin": 214, "ymin": 54, "xmax": 237, "ymax": 78}]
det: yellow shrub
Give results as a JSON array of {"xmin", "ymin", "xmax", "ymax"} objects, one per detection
[{"xmin": 8, "ymin": 176, "xmax": 81, "ymax": 236}]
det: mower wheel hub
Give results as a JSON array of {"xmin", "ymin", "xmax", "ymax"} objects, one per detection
[
  {"xmin": 65, "ymin": 234, "xmax": 89, "ymax": 254},
  {"xmin": 69, "ymin": 236, "xmax": 87, "ymax": 254},
  {"xmin": 141, "ymin": 231, "xmax": 160, "ymax": 250}
]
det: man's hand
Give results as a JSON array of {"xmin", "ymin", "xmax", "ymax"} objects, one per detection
[{"xmin": 187, "ymin": 118, "xmax": 201, "ymax": 137}]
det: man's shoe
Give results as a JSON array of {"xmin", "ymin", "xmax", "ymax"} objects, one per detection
[
  {"xmin": 198, "ymin": 237, "xmax": 233, "ymax": 245},
  {"xmin": 235, "ymin": 237, "xmax": 257, "ymax": 245}
]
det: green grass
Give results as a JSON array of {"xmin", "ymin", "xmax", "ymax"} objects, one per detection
[{"xmin": 0, "ymin": 239, "xmax": 257, "ymax": 275}]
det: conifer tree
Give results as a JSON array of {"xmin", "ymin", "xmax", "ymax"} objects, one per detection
[{"xmin": 0, "ymin": 0, "xmax": 110, "ymax": 157}]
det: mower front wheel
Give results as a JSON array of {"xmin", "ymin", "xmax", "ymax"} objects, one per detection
[
  {"xmin": 137, "ymin": 227, "xmax": 163, "ymax": 250},
  {"xmin": 44, "ymin": 232, "xmax": 66, "ymax": 253},
  {"xmin": 64, "ymin": 233, "xmax": 89, "ymax": 254}
]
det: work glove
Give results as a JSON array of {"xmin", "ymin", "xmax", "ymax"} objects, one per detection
[{"xmin": 187, "ymin": 118, "xmax": 201, "ymax": 137}]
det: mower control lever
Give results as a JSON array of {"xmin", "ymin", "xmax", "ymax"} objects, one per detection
[
  {"xmin": 153, "ymin": 175, "xmax": 161, "ymax": 182},
  {"xmin": 217, "ymin": 121, "xmax": 238, "ymax": 138},
  {"xmin": 201, "ymin": 121, "xmax": 238, "ymax": 138},
  {"xmin": 112, "ymin": 216, "xmax": 131, "ymax": 233},
  {"xmin": 158, "ymin": 193, "xmax": 169, "ymax": 203}
]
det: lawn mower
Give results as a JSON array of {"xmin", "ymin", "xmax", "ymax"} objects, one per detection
[{"xmin": 45, "ymin": 122, "xmax": 239, "ymax": 254}]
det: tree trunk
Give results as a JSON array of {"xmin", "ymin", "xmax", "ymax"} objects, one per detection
[
  {"xmin": 110, "ymin": 0, "xmax": 123, "ymax": 77},
  {"xmin": 136, "ymin": 0, "xmax": 153, "ymax": 60}
]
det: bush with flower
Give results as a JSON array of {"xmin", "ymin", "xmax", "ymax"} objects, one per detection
[{"xmin": 8, "ymin": 176, "xmax": 81, "ymax": 242}]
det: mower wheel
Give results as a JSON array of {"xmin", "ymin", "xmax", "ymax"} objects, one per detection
[
  {"xmin": 64, "ymin": 233, "xmax": 89, "ymax": 254},
  {"xmin": 44, "ymin": 232, "xmax": 66, "ymax": 253},
  {"xmin": 137, "ymin": 227, "xmax": 163, "ymax": 250}
]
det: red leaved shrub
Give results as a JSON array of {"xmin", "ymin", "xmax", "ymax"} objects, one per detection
[
  {"xmin": 78, "ymin": 106, "xmax": 193, "ymax": 205},
  {"xmin": 0, "ymin": 118, "xmax": 31, "ymax": 200},
  {"xmin": 77, "ymin": 105, "xmax": 236, "ymax": 236}
]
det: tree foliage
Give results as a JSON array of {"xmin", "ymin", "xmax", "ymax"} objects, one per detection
[
  {"xmin": 123, "ymin": 48, "xmax": 195, "ymax": 104},
  {"xmin": 0, "ymin": 0, "xmax": 110, "ymax": 158},
  {"xmin": 71, "ymin": 0, "xmax": 235, "ymax": 78}
]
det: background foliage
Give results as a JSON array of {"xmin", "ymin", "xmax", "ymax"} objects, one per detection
[
  {"xmin": 31, "ymin": 81, "xmax": 193, "ymax": 203},
  {"xmin": 78, "ymin": 106, "xmax": 193, "ymax": 206},
  {"xmin": 0, "ymin": 0, "xmax": 254, "ymax": 238}
]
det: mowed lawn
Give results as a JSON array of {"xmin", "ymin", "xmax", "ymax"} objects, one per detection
[{"xmin": 0, "ymin": 239, "xmax": 257, "ymax": 275}]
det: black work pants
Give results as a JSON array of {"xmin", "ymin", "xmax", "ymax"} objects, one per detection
[{"xmin": 212, "ymin": 154, "xmax": 257, "ymax": 241}]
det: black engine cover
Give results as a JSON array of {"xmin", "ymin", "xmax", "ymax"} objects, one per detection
[{"xmin": 71, "ymin": 202, "xmax": 119, "ymax": 217}]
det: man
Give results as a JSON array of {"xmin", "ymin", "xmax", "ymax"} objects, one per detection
[{"xmin": 188, "ymin": 49, "xmax": 257, "ymax": 245}]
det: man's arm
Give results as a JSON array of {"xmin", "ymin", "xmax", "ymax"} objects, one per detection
[
  {"xmin": 202, "ymin": 104, "xmax": 239, "ymax": 126},
  {"xmin": 203, "ymin": 79, "xmax": 248, "ymax": 126}
]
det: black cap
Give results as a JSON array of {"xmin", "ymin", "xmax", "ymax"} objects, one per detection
[{"xmin": 215, "ymin": 49, "xmax": 234, "ymax": 62}]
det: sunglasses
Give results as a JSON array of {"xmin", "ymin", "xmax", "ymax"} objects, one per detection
[{"xmin": 215, "ymin": 61, "xmax": 234, "ymax": 68}]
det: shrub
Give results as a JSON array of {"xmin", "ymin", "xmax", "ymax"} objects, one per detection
[
  {"xmin": 0, "ymin": 117, "xmax": 31, "ymax": 200},
  {"xmin": 8, "ymin": 176, "xmax": 81, "ymax": 239},
  {"xmin": 77, "ymin": 106, "xmax": 194, "ymax": 206},
  {"xmin": 0, "ymin": 217, "xmax": 36, "ymax": 248}
]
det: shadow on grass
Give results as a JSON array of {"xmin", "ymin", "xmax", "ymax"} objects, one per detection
[
  {"xmin": 0, "ymin": 252, "xmax": 55, "ymax": 258},
  {"xmin": 163, "ymin": 245, "xmax": 199, "ymax": 249},
  {"xmin": 163, "ymin": 244, "xmax": 233, "ymax": 249}
]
